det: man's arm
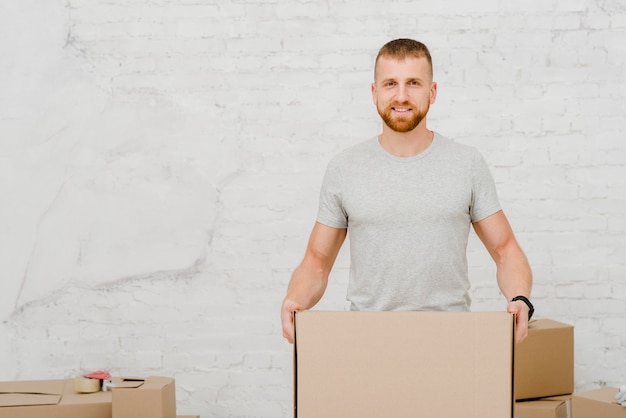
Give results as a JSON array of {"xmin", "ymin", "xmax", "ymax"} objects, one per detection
[
  {"xmin": 472, "ymin": 210, "xmax": 533, "ymax": 343},
  {"xmin": 281, "ymin": 222, "xmax": 347, "ymax": 343}
]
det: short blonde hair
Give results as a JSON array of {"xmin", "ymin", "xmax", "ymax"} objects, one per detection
[{"xmin": 375, "ymin": 38, "xmax": 433, "ymax": 79}]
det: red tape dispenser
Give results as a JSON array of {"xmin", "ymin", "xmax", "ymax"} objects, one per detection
[{"xmin": 74, "ymin": 370, "xmax": 112, "ymax": 393}]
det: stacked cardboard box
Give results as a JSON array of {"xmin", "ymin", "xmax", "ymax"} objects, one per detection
[
  {"xmin": 0, "ymin": 376, "xmax": 201, "ymax": 418},
  {"xmin": 514, "ymin": 319, "xmax": 575, "ymax": 418},
  {"xmin": 515, "ymin": 319, "xmax": 575, "ymax": 399},
  {"xmin": 293, "ymin": 312, "xmax": 626, "ymax": 417},
  {"xmin": 0, "ymin": 379, "xmax": 111, "ymax": 418},
  {"xmin": 515, "ymin": 395, "xmax": 571, "ymax": 418},
  {"xmin": 513, "ymin": 319, "xmax": 626, "ymax": 417},
  {"xmin": 111, "ymin": 376, "xmax": 176, "ymax": 418},
  {"xmin": 572, "ymin": 387, "xmax": 626, "ymax": 417}
]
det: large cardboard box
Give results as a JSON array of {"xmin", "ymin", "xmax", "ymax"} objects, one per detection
[
  {"xmin": 112, "ymin": 376, "xmax": 176, "ymax": 418},
  {"xmin": 571, "ymin": 387, "xmax": 626, "ymax": 417},
  {"xmin": 293, "ymin": 310, "xmax": 515, "ymax": 418},
  {"xmin": 515, "ymin": 318, "xmax": 574, "ymax": 400},
  {"xmin": 515, "ymin": 395, "xmax": 571, "ymax": 418},
  {"xmin": 0, "ymin": 378, "xmax": 111, "ymax": 418}
]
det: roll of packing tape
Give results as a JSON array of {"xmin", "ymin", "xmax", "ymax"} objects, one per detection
[{"xmin": 74, "ymin": 376, "xmax": 101, "ymax": 393}]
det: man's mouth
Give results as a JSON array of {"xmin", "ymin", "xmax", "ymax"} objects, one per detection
[{"xmin": 392, "ymin": 106, "xmax": 412, "ymax": 114}]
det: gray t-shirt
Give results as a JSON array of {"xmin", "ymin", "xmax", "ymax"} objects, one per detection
[{"xmin": 317, "ymin": 132, "xmax": 501, "ymax": 312}]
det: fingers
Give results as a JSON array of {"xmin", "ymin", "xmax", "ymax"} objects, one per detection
[
  {"xmin": 515, "ymin": 321, "xmax": 528, "ymax": 343},
  {"xmin": 514, "ymin": 316, "xmax": 528, "ymax": 344},
  {"xmin": 281, "ymin": 299, "xmax": 302, "ymax": 344},
  {"xmin": 507, "ymin": 301, "xmax": 529, "ymax": 344},
  {"xmin": 281, "ymin": 310, "xmax": 295, "ymax": 344},
  {"xmin": 507, "ymin": 300, "xmax": 522, "ymax": 315}
]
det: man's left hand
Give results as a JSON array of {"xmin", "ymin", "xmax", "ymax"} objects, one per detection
[{"xmin": 507, "ymin": 300, "xmax": 529, "ymax": 343}]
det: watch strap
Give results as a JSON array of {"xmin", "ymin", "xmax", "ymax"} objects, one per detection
[{"xmin": 511, "ymin": 295, "xmax": 534, "ymax": 320}]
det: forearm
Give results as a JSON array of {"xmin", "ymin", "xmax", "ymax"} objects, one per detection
[
  {"xmin": 473, "ymin": 211, "xmax": 533, "ymax": 342},
  {"xmin": 284, "ymin": 222, "xmax": 346, "ymax": 308},
  {"xmin": 284, "ymin": 262, "xmax": 329, "ymax": 310},
  {"xmin": 495, "ymin": 247, "xmax": 533, "ymax": 301},
  {"xmin": 281, "ymin": 223, "xmax": 346, "ymax": 343}
]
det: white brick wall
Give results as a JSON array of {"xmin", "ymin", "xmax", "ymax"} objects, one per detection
[{"xmin": 1, "ymin": 0, "xmax": 625, "ymax": 416}]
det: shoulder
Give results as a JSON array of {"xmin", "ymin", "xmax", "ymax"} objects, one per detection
[
  {"xmin": 434, "ymin": 132, "xmax": 479, "ymax": 155},
  {"xmin": 433, "ymin": 132, "xmax": 486, "ymax": 166},
  {"xmin": 327, "ymin": 137, "xmax": 379, "ymax": 167}
]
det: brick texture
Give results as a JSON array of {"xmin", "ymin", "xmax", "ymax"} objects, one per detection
[{"xmin": 1, "ymin": 1, "xmax": 625, "ymax": 417}]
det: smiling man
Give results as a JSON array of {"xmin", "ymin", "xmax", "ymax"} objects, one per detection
[{"xmin": 281, "ymin": 38, "xmax": 533, "ymax": 344}]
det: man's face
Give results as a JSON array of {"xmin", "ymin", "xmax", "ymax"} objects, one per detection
[{"xmin": 371, "ymin": 56, "xmax": 437, "ymax": 133}]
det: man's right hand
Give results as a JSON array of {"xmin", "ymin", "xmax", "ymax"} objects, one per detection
[
  {"xmin": 280, "ymin": 223, "xmax": 347, "ymax": 344},
  {"xmin": 281, "ymin": 299, "xmax": 302, "ymax": 344}
]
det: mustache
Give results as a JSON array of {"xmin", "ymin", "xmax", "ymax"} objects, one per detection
[{"xmin": 389, "ymin": 101, "xmax": 415, "ymax": 107}]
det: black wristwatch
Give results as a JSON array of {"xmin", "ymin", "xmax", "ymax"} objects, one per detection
[{"xmin": 511, "ymin": 295, "xmax": 534, "ymax": 320}]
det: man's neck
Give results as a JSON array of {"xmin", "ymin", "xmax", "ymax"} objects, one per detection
[{"xmin": 378, "ymin": 125, "xmax": 434, "ymax": 158}]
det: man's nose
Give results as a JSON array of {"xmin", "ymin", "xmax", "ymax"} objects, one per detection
[{"xmin": 395, "ymin": 85, "xmax": 409, "ymax": 102}]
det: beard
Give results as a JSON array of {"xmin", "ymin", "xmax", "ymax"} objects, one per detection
[{"xmin": 377, "ymin": 102, "xmax": 429, "ymax": 133}]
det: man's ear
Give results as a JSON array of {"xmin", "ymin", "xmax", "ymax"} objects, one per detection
[
  {"xmin": 430, "ymin": 81, "xmax": 438, "ymax": 104},
  {"xmin": 371, "ymin": 82, "xmax": 377, "ymax": 105}
]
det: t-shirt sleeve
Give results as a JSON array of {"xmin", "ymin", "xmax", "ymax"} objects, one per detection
[
  {"xmin": 316, "ymin": 158, "xmax": 349, "ymax": 229},
  {"xmin": 470, "ymin": 151, "xmax": 502, "ymax": 222}
]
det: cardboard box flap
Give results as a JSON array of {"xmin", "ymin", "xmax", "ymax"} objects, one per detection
[
  {"xmin": 0, "ymin": 379, "xmax": 65, "ymax": 395},
  {"xmin": 575, "ymin": 387, "xmax": 619, "ymax": 403},
  {"xmin": 0, "ymin": 380, "xmax": 64, "ymax": 407},
  {"xmin": 111, "ymin": 377, "xmax": 145, "ymax": 389},
  {"xmin": 544, "ymin": 395, "xmax": 573, "ymax": 402},
  {"xmin": 517, "ymin": 399, "xmax": 564, "ymax": 411},
  {"xmin": 142, "ymin": 376, "xmax": 174, "ymax": 389},
  {"xmin": 111, "ymin": 376, "xmax": 172, "ymax": 390},
  {"xmin": 0, "ymin": 393, "xmax": 61, "ymax": 407}
]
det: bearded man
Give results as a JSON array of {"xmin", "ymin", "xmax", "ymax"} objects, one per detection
[{"xmin": 280, "ymin": 38, "xmax": 534, "ymax": 344}]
